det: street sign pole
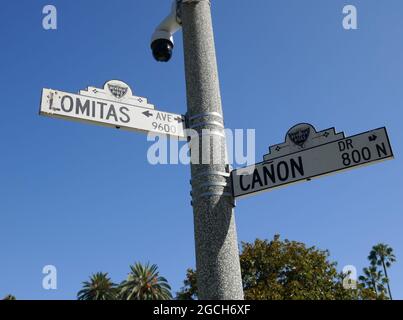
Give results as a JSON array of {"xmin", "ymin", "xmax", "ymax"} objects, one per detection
[
  {"xmin": 181, "ymin": 0, "xmax": 244, "ymax": 299},
  {"xmin": 37, "ymin": 1, "xmax": 395, "ymax": 302}
]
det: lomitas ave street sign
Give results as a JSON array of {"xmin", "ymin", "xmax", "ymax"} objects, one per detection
[
  {"xmin": 231, "ymin": 123, "xmax": 394, "ymax": 199},
  {"xmin": 40, "ymin": 80, "xmax": 187, "ymax": 138}
]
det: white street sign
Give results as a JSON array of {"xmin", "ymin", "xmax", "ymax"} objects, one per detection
[
  {"xmin": 40, "ymin": 80, "xmax": 187, "ymax": 138},
  {"xmin": 231, "ymin": 124, "xmax": 394, "ymax": 199}
]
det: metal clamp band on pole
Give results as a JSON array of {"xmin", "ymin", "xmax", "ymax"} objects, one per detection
[
  {"xmin": 189, "ymin": 121, "xmax": 224, "ymax": 129},
  {"xmin": 192, "ymin": 170, "xmax": 230, "ymax": 179},
  {"xmin": 193, "ymin": 192, "xmax": 233, "ymax": 200},
  {"xmin": 189, "ymin": 112, "xmax": 223, "ymax": 121},
  {"xmin": 198, "ymin": 130, "xmax": 226, "ymax": 138},
  {"xmin": 192, "ymin": 181, "xmax": 229, "ymax": 189},
  {"xmin": 182, "ymin": 0, "xmax": 210, "ymax": 3}
]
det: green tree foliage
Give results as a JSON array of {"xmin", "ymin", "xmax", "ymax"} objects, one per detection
[
  {"xmin": 176, "ymin": 235, "xmax": 357, "ymax": 300},
  {"xmin": 176, "ymin": 268, "xmax": 198, "ymax": 300},
  {"xmin": 2, "ymin": 294, "xmax": 16, "ymax": 300},
  {"xmin": 118, "ymin": 262, "xmax": 172, "ymax": 300},
  {"xmin": 77, "ymin": 272, "xmax": 118, "ymax": 300},
  {"xmin": 358, "ymin": 266, "xmax": 388, "ymax": 300},
  {"xmin": 77, "ymin": 263, "xmax": 172, "ymax": 300},
  {"xmin": 240, "ymin": 236, "xmax": 355, "ymax": 300},
  {"xmin": 368, "ymin": 243, "xmax": 396, "ymax": 299}
]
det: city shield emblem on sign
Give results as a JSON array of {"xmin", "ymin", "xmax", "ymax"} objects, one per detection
[
  {"xmin": 288, "ymin": 127, "xmax": 310, "ymax": 147},
  {"xmin": 107, "ymin": 84, "xmax": 128, "ymax": 99}
]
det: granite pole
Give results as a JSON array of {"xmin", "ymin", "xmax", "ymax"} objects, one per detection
[{"xmin": 181, "ymin": 0, "xmax": 244, "ymax": 300}]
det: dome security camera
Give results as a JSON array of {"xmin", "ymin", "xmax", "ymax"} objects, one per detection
[
  {"xmin": 150, "ymin": 1, "xmax": 182, "ymax": 62},
  {"xmin": 151, "ymin": 31, "xmax": 175, "ymax": 62}
]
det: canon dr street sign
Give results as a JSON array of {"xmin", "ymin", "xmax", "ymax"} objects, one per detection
[
  {"xmin": 40, "ymin": 80, "xmax": 186, "ymax": 138},
  {"xmin": 231, "ymin": 123, "xmax": 394, "ymax": 199}
]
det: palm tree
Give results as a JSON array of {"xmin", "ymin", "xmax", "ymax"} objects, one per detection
[
  {"xmin": 2, "ymin": 294, "xmax": 16, "ymax": 300},
  {"xmin": 358, "ymin": 266, "xmax": 388, "ymax": 299},
  {"xmin": 368, "ymin": 243, "xmax": 396, "ymax": 299},
  {"xmin": 118, "ymin": 262, "xmax": 172, "ymax": 300},
  {"xmin": 77, "ymin": 272, "xmax": 117, "ymax": 300}
]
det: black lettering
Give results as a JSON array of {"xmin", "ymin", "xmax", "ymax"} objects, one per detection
[
  {"xmin": 76, "ymin": 98, "xmax": 90, "ymax": 116},
  {"xmin": 97, "ymin": 102, "xmax": 107, "ymax": 119},
  {"xmin": 106, "ymin": 105, "xmax": 118, "ymax": 122},
  {"xmin": 346, "ymin": 139, "xmax": 354, "ymax": 150},
  {"xmin": 156, "ymin": 113, "xmax": 165, "ymax": 121},
  {"xmin": 362, "ymin": 147, "xmax": 371, "ymax": 161},
  {"xmin": 338, "ymin": 141, "xmax": 346, "ymax": 152},
  {"xmin": 239, "ymin": 175, "xmax": 250, "ymax": 191},
  {"xmin": 277, "ymin": 161, "xmax": 289, "ymax": 182},
  {"xmin": 91, "ymin": 101, "xmax": 96, "ymax": 117},
  {"xmin": 290, "ymin": 156, "xmax": 304, "ymax": 177},
  {"xmin": 262, "ymin": 164, "xmax": 276, "ymax": 185},
  {"xmin": 352, "ymin": 150, "xmax": 361, "ymax": 163},
  {"xmin": 339, "ymin": 139, "xmax": 354, "ymax": 151},
  {"xmin": 119, "ymin": 107, "xmax": 130, "ymax": 123},
  {"xmin": 376, "ymin": 143, "xmax": 387, "ymax": 157},
  {"xmin": 342, "ymin": 153, "xmax": 351, "ymax": 166},
  {"xmin": 49, "ymin": 93, "xmax": 60, "ymax": 111},
  {"xmin": 61, "ymin": 95, "xmax": 74, "ymax": 112},
  {"xmin": 251, "ymin": 169, "xmax": 263, "ymax": 189}
]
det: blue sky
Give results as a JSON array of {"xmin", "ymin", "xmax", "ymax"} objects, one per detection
[{"xmin": 0, "ymin": 0, "xmax": 402, "ymax": 299}]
